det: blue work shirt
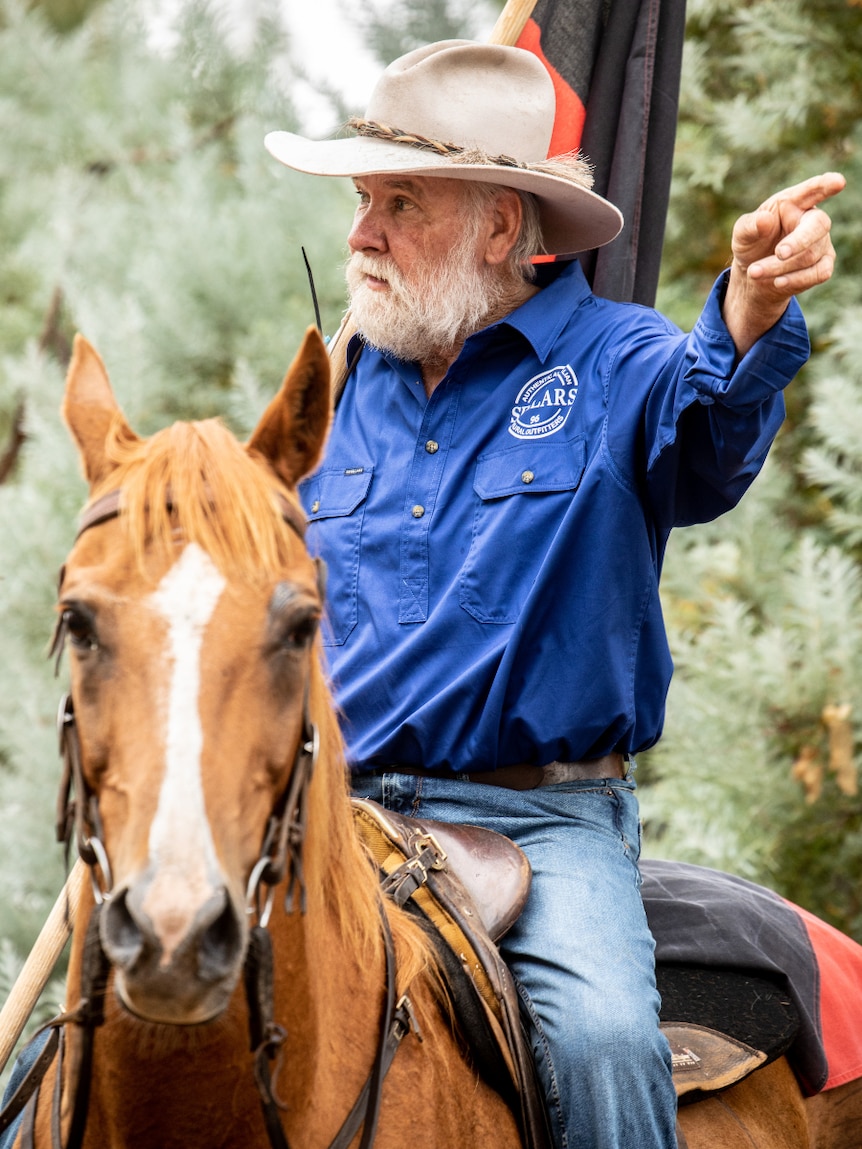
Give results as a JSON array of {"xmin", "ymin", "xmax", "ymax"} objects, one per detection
[{"xmin": 300, "ymin": 260, "xmax": 809, "ymax": 772}]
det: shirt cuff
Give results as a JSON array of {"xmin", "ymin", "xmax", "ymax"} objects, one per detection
[{"xmin": 684, "ymin": 271, "xmax": 811, "ymax": 411}]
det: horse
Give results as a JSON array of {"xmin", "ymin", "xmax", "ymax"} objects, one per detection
[
  {"xmin": 8, "ymin": 327, "xmax": 862, "ymax": 1148},
  {"xmin": 16, "ymin": 328, "xmax": 522, "ymax": 1149},
  {"xmin": 677, "ymin": 1060, "xmax": 862, "ymax": 1148}
]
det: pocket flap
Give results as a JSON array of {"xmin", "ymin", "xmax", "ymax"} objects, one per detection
[
  {"xmin": 306, "ymin": 467, "xmax": 373, "ymax": 520},
  {"xmin": 473, "ymin": 440, "xmax": 586, "ymax": 500}
]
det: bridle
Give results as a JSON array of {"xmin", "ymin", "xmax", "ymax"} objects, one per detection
[{"xmin": 15, "ymin": 485, "xmax": 417, "ymax": 1149}]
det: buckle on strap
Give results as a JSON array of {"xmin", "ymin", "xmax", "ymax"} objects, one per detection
[{"xmin": 379, "ymin": 831, "xmax": 448, "ymax": 907}]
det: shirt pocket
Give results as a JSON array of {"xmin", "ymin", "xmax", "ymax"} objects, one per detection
[
  {"xmin": 459, "ymin": 440, "xmax": 586, "ymax": 624},
  {"xmin": 303, "ymin": 466, "xmax": 373, "ymax": 645}
]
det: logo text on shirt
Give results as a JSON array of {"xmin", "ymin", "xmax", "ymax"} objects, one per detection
[{"xmin": 509, "ymin": 365, "xmax": 579, "ymax": 439}]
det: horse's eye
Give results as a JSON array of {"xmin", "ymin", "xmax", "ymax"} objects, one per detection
[
  {"xmin": 280, "ymin": 612, "xmax": 319, "ymax": 653},
  {"xmin": 62, "ymin": 606, "xmax": 99, "ymax": 652}
]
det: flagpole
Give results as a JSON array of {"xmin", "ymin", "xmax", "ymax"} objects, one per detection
[
  {"xmin": 329, "ymin": 0, "xmax": 540, "ymax": 403},
  {"xmin": 488, "ymin": 0, "xmax": 538, "ymax": 45},
  {"xmin": 0, "ymin": 859, "xmax": 87, "ymax": 1075}
]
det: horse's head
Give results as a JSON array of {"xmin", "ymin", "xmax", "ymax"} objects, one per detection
[{"xmin": 55, "ymin": 329, "xmax": 331, "ymax": 1025}]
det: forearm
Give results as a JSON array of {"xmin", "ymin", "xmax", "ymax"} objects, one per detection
[{"xmin": 721, "ymin": 260, "xmax": 792, "ymax": 358}]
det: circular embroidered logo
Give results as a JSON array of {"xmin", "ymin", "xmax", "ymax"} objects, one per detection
[{"xmin": 508, "ymin": 365, "xmax": 579, "ymax": 440}]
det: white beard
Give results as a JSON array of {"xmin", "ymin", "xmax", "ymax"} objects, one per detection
[{"xmin": 344, "ymin": 241, "xmax": 511, "ymax": 365}]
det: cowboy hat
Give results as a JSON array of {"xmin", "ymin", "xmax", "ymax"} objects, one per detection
[{"xmin": 264, "ymin": 40, "xmax": 623, "ymax": 257}]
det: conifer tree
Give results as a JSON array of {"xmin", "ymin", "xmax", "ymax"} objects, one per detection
[
  {"xmin": 640, "ymin": 0, "xmax": 862, "ymax": 941},
  {"xmin": 0, "ymin": 0, "xmax": 356, "ymax": 972}
]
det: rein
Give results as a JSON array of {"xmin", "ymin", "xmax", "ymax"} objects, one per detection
[{"xmin": 32, "ymin": 486, "xmax": 414, "ymax": 1149}]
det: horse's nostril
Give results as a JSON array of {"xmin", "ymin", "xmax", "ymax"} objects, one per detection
[
  {"xmin": 101, "ymin": 887, "xmax": 146, "ymax": 969},
  {"xmin": 197, "ymin": 894, "xmax": 243, "ymax": 982}
]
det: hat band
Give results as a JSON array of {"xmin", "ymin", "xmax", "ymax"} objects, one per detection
[{"xmin": 348, "ymin": 117, "xmax": 529, "ymax": 170}]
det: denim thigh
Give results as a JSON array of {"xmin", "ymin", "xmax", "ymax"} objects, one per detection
[{"xmin": 352, "ymin": 773, "xmax": 676, "ymax": 1149}]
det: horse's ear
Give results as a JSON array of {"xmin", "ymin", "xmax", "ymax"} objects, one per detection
[
  {"xmin": 63, "ymin": 335, "xmax": 137, "ymax": 490},
  {"xmin": 247, "ymin": 326, "xmax": 331, "ymax": 488}
]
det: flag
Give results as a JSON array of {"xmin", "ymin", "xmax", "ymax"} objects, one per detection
[{"xmin": 516, "ymin": 0, "xmax": 687, "ymax": 306}]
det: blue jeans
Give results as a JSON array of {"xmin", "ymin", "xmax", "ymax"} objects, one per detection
[
  {"xmin": 0, "ymin": 1029, "xmax": 47, "ymax": 1147},
  {"xmin": 353, "ymin": 771, "xmax": 677, "ymax": 1149}
]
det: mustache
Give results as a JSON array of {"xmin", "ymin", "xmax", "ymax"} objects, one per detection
[{"xmin": 345, "ymin": 253, "xmax": 404, "ymax": 291}]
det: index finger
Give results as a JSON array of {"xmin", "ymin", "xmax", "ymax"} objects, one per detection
[{"xmin": 759, "ymin": 171, "xmax": 846, "ymax": 213}]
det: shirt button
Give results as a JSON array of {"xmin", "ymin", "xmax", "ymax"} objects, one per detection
[
  {"xmin": 411, "ymin": 504, "xmax": 426, "ymax": 519},
  {"xmin": 425, "ymin": 440, "xmax": 439, "ymax": 454},
  {"xmin": 311, "ymin": 499, "xmax": 320, "ymax": 512},
  {"xmin": 521, "ymin": 470, "xmax": 535, "ymax": 484}
]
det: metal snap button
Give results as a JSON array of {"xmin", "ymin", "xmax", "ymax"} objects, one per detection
[{"xmin": 521, "ymin": 470, "xmax": 535, "ymax": 484}]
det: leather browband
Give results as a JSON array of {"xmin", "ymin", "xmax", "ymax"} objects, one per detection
[{"xmin": 75, "ymin": 488, "xmax": 307, "ymax": 543}]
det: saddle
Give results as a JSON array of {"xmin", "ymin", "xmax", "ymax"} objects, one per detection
[
  {"xmin": 351, "ymin": 798, "xmax": 552, "ymax": 1149},
  {"xmin": 353, "ymin": 800, "xmax": 804, "ymax": 1124}
]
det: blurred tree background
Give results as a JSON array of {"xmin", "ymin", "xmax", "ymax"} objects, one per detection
[
  {"xmin": 638, "ymin": 0, "xmax": 862, "ymax": 945},
  {"xmin": 0, "ymin": 0, "xmax": 860, "ymax": 1073}
]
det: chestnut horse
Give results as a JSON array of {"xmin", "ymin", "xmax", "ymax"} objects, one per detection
[
  {"xmin": 21, "ymin": 329, "xmax": 521, "ymax": 1149},
  {"xmin": 10, "ymin": 328, "xmax": 861, "ymax": 1148}
]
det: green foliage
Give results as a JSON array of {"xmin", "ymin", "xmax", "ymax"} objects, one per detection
[
  {"xmin": 644, "ymin": 0, "xmax": 862, "ymax": 939},
  {"xmin": 24, "ymin": 0, "xmax": 104, "ymax": 32}
]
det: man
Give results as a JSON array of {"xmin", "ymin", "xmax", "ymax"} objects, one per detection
[{"xmin": 263, "ymin": 38, "xmax": 843, "ymax": 1149}]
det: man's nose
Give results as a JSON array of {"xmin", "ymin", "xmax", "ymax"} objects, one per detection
[{"xmin": 348, "ymin": 207, "xmax": 387, "ymax": 254}]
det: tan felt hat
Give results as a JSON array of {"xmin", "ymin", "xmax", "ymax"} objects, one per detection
[{"xmin": 265, "ymin": 40, "xmax": 623, "ymax": 256}]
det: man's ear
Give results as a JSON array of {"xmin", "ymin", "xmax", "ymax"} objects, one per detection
[
  {"xmin": 246, "ymin": 326, "xmax": 332, "ymax": 488},
  {"xmin": 62, "ymin": 335, "xmax": 138, "ymax": 491},
  {"xmin": 483, "ymin": 188, "xmax": 524, "ymax": 267}
]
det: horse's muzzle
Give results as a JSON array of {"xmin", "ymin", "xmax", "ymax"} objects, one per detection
[{"xmin": 100, "ymin": 873, "xmax": 247, "ymax": 1024}]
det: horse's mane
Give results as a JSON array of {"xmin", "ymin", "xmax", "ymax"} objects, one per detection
[
  {"xmin": 97, "ymin": 411, "xmax": 440, "ymax": 1002},
  {"xmin": 97, "ymin": 414, "xmax": 303, "ymax": 581},
  {"xmin": 306, "ymin": 665, "xmax": 441, "ymax": 1003}
]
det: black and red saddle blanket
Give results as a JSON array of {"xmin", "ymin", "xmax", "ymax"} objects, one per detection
[{"xmin": 641, "ymin": 859, "xmax": 862, "ymax": 1096}]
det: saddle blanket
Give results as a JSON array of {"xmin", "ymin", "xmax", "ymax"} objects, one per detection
[{"xmin": 641, "ymin": 859, "xmax": 862, "ymax": 1095}]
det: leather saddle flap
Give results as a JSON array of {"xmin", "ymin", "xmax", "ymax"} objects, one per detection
[
  {"xmin": 351, "ymin": 798, "xmax": 551, "ymax": 1149},
  {"xmin": 351, "ymin": 797, "xmax": 531, "ymax": 941},
  {"xmin": 664, "ymin": 1021, "xmax": 767, "ymax": 1099}
]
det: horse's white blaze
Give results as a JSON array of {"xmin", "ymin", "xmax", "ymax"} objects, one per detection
[{"xmin": 144, "ymin": 543, "xmax": 226, "ymax": 964}]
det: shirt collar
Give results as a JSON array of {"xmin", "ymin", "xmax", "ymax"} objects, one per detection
[{"xmin": 491, "ymin": 259, "xmax": 593, "ymax": 364}]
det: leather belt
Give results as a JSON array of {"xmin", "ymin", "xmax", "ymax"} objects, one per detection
[{"xmin": 361, "ymin": 754, "xmax": 627, "ymax": 791}]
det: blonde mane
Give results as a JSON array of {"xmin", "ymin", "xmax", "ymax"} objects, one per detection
[{"xmin": 97, "ymin": 414, "xmax": 304, "ymax": 582}]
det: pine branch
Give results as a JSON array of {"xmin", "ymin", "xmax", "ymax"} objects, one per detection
[{"xmin": 0, "ymin": 402, "xmax": 26, "ymax": 486}]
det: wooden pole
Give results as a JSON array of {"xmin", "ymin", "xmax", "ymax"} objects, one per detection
[
  {"xmin": 0, "ymin": 860, "xmax": 87, "ymax": 1076},
  {"xmin": 329, "ymin": 0, "xmax": 539, "ymax": 402},
  {"xmin": 488, "ymin": 0, "xmax": 538, "ymax": 45}
]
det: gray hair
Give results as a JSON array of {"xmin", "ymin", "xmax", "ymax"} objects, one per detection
[{"xmin": 457, "ymin": 181, "xmax": 545, "ymax": 282}]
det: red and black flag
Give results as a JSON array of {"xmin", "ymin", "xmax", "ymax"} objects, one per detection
[{"xmin": 516, "ymin": 0, "xmax": 687, "ymax": 306}]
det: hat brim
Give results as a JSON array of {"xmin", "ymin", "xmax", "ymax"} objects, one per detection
[{"xmin": 264, "ymin": 131, "xmax": 624, "ymax": 257}]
